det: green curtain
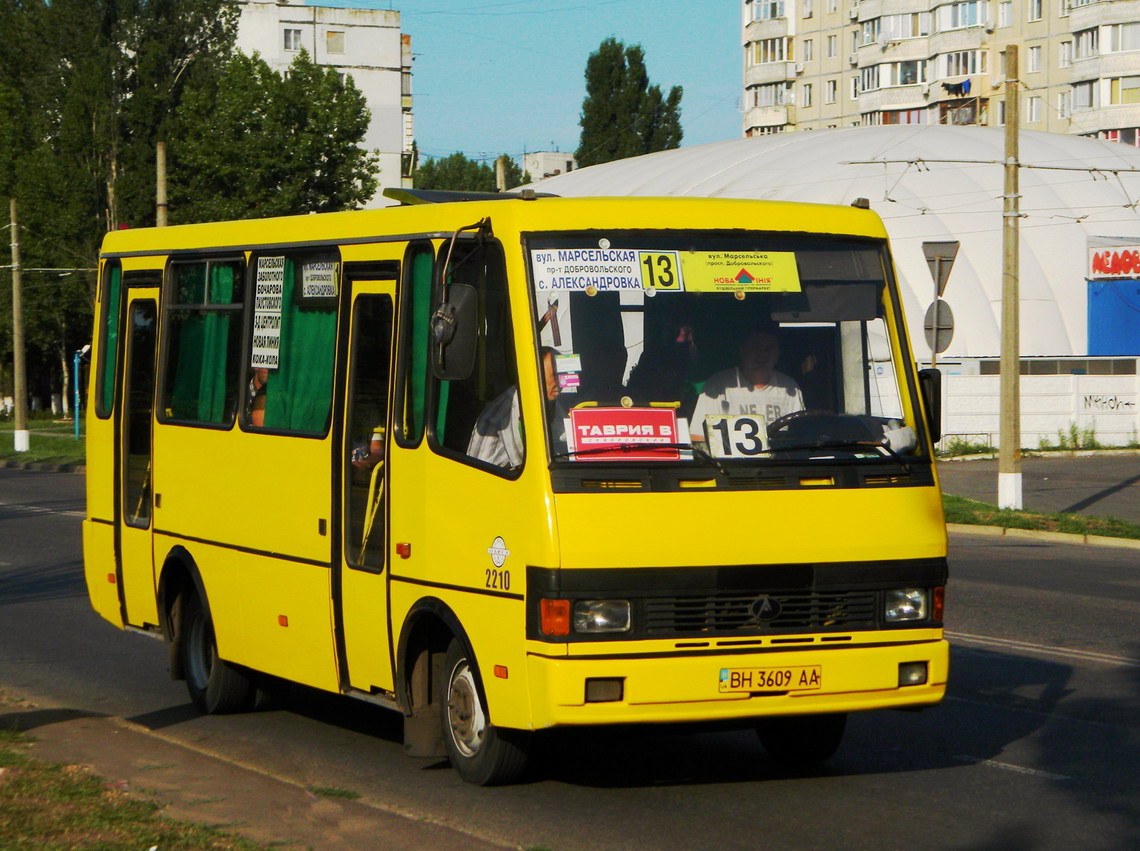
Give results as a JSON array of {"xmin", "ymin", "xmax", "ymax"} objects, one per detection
[
  {"xmin": 98, "ymin": 264, "xmax": 122, "ymax": 414},
  {"xmin": 406, "ymin": 246, "xmax": 433, "ymax": 443},
  {"xmin": 262, "ymin": 259, "xmax": 337, "ymax": 433},
  {"xmin": 168, "ymin": 263, "xmax": 235, "ymax": 424}
]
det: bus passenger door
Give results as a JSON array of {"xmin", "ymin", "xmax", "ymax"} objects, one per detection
[
  {"xmin": 117, "ymin": 292, "xmax": 160, "ymax": 627},
  {"xmin": 338, "ymin": 278, "xmax": 397, "ymax": 693}
]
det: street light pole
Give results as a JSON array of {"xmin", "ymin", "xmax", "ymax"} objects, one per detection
[
  {"xmin": 73, "ymin": 346, "xmax": 89, "ymax": 440},
  {"xmin": 9, "ymin": 198, "xmax": 29, "ymax": 453},
  {"xmin": 999, "ymin": 46, "xmax": 1022, "ymax": 509}
]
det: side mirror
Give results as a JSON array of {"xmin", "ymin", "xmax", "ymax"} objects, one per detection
[
  {"xmin": 430, "ymin": 283, "xmax": 478, "ymax": 381},
  {"xmin": 918, "ymin": 368, "xmax": 942, "ymax": 444}
]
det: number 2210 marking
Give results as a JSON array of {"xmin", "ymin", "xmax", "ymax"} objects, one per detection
[{"xmin": 485, "ymin": 568, "xmax": 511, "ymax": 591}]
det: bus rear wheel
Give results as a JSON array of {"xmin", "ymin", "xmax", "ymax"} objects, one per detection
[
  {"xmin": 182, "ymin": 591, "xmax": 255, "ymax": 714},
  {"xmin": 439, "ymin": 638, "xmax": 531, "ymax": 786},
  {"xmin": 756, "ymin": 713, "xmax": 847, "ymax": 767}
]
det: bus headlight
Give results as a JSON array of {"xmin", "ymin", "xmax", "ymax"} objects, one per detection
[
  {"xmin": 884, "ymin": 589, "xmax": 927, "ymax": 622},
  {"xmin": 573, "ymin": 600, "xmax": 631, "ymax": 633}
]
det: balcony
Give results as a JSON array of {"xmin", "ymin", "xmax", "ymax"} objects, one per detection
[
  {"xmin": 745, "ymin": 104, "xmax": 795, "ymax": 130},
  {"xmin": 1073, "ymin": 103, "xmax": 1140, "ymax": 134},
  {"xmin": 745, "ymin": 61, "xmax": 798, "ymax": 87},
  {"xmin": 858, "ymin": 84, "xmax": 930, "ymax": 114}
]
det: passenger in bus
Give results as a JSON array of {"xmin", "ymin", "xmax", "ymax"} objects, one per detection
[
  {"xmin": 248, "ymin": 368, "xmax": 269, "ymax": 427},
  {"xmin": 351, "ymin": 423, "xmax": 386, "ymax": 472},
  {"xmin": 467, "ymin": 347, "xmax": 560, "ymax": 468},
  {"xmin": 689, "ymin": 328, "xmax": 803, "ymax": 444}
]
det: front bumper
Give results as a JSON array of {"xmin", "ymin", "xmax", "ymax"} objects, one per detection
[{"xmin": 525, "ymin": 633, "xmax": 948, "ymax": 727}]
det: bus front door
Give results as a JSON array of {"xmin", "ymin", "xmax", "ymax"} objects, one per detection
[
  {"xmin": 337, "ymin": 278, "xmax": 397, "ymax": 693},
  {"xmin": 117, "ymin": 292, "xmax": 160, "ymax": 627}
]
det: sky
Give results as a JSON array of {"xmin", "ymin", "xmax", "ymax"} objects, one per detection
[{"xmin": 389, "ymin": 0, "xmax": 742, "ymax": 164}]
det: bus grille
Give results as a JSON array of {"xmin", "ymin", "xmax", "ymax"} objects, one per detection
[{"xmin": 644, "ymin": 591, "xmax": 878, "ymax": 635}]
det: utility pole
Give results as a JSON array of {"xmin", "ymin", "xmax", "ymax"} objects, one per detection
[
  {"xmin": 495, "ymin": 155, "xmax": 507, "ymax": 192},
  {"xmin": 999, "ymin": 46, "xmax": 1022, "ymax": 509},
  {"xmin": 156, "ymin": 141, "xmax": 168, "ymax": 227},
  {"xmin": 9, "ymin": 199, "xmax": 28, "ymax": 452}
]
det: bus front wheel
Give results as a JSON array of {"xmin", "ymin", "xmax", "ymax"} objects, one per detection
[
  {"xmin": 182, "ymin": 592, "xmax": 255, "ymax": 714},
  {"xmin": 756, "ymin": 713, "xmax": 847, "ymax": 767},
  {"xmin": 439, "ymin": 638, "xmax": 531, "ymax": 785}
]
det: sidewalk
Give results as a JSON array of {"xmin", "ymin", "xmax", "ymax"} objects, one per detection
[
  {"xmin": 1, "ymin": 691, "xmax": 508, "ymax": 850},
  {"xmin": 937, "ymin": 452, "xmax": 1140, "ymax": 524}
]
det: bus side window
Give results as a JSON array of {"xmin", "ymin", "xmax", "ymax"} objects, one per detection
[
  {"xmin": 433, "ymin": 242, "xmax": 520, "ymax": 470},
  {"xmin": 345, "ymin": 296, "xmax": 393, "ymax": 569},
  {"xmin": 95, "ymin": 261, "xmax": 123, "ymax": 418},
  {"xmin": 395, "ymin": 243, "xmax": 434, "ymax": 447},
  {"xmin": 161, "ymin": 259, "xmax": 245, "ymax": 426},
  {"xmin": 244, "ymin": 253, "xmax": 338, "ymax": 435}
]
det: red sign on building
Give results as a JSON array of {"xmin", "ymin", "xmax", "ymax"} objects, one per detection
[{"xmin": 1089, "ymin": 246, "xmax": 1140, "ymax": 279}]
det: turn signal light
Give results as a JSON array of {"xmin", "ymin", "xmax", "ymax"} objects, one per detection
[
  {"xmin": 540, "ymin": 599, "xmax": 571, "ymax": 636},
  {"xmin": 932, "ymin": 586, "xmax": 945, "ymax": 622}
]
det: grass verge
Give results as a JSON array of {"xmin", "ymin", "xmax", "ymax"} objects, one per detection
[
  {"xmin": 0, "ymin": 429, "xmax": 85, "ymax": 467},
  {"xmin": 943, "ymin": 493, "xmax": 1140, "ymax": 540},
  {"xmin": 0, "ymin": 727, "xmax": 261, "ymax": 850}
]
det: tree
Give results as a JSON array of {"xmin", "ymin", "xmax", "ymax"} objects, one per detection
[
  {"xmin": 0, "ymin": 0, "xmax": 238, "ymax": 410},
  {"xmin": 276, "ymin": 50, "xmax": 379, "ymax": 213},
  {"xmin": 576, "ymin": 38, "xmax": 683, "ymax": 167},
  {"xmin": 112, "ymin": 0, "xmax": 241, "ymax": 230},
  {"xmin": 170, "ymin": 50, "xmax": 378, "ymax": 223},
  {"xmin": 414, "ymin": 152, "xmax": 527, "ymax": 192}
]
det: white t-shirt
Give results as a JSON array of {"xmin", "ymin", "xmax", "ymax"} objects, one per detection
[
  {"xmin": 466, "ymin": 387, "xmax": 524, "ymax": 468},
  {"xmin": 690, "ymin": 367, "xmax": 804, "ymax": 441}
]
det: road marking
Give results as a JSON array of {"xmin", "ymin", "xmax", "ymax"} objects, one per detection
[
  {"xmin": 0, "ymin": 500, "xmax": 85, "ymax": 519},
  {"xmin": 947, "ymin": 631, "xmax": 1140, "ymax": 668},
  {"xmin": 953, "ymin": 755, "xmax": 1070, "ymax": 781}
]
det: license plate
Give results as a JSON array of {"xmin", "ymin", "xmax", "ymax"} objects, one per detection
[{"xmin": 719, "ymin": 665, "xmax": 822, "ymax": 693}]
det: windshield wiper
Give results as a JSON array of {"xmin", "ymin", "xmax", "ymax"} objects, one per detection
[
  {"xmin": 552, "ymin": 442, "xmax": 730, "ymax": 476},
  {"xmin": 773, "ymin": 439, "xmax": 911, "ymax": 473}
]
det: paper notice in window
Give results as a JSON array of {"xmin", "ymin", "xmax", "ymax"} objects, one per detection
[
  {"xmin": 680, "ymin": 251, "xmax": 801, "ymax": 293},
  {"xmin": 252, "ymin": 256, "xmax": 284, "ymax": 369}
]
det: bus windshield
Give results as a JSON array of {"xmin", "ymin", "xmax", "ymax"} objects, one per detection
[{"xmin": 527, "ymin": 231, "xmax": 921, "ymax": 466}]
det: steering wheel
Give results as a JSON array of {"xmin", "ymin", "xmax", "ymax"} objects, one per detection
[
  {"xmin": 767, "ymin": 410, "xmax": 879, "ymax": 446},
  {"xmin": 767, "ymin": 408, "xmax": 831, "ymax": 438}
]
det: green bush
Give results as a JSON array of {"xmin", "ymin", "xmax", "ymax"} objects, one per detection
[{"xmin": 938, "ymin": 435, "xmax": 995, "ymax": 457}]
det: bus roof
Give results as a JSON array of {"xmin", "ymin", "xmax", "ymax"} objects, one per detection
[{"xmin": 99, "ymin": 194, "xmax": 889, "ymax": 258}]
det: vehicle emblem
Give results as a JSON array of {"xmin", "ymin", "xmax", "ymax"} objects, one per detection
[
  {"xmin": 487, "ymin": 536, "xmax": 510, "ymax": 568},
  {"xmin": 750, "ymin": 595, "xmax": 782, "ymax": 621}
]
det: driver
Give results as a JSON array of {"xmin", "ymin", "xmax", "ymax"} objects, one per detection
[{"xmin": 689, "ymin": 329, "xmax": 803, "ymax": 444}]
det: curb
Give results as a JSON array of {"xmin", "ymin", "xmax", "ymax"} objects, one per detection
[
  {"xmin": 1, "ymin": 459, "xmax": 86, "ymax": 473},
  {"xmin": 947, "ymin": 522, "xmax": 1140, "ymax": 550},
  {"xmin": 939, "ymin": 449, "xmax": 1140, "ymax": 462},
  {"xmin": 0, "ymin": 689, "xmax": 511, "ymax": 850}
]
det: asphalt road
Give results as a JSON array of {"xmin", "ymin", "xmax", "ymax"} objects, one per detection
[
  {"xmin": 1, "ymin": 468, "xmax": 1138, "ymax": 850},
  {"xmin": 938, "ymin": 453, "xmax": 1140, "ymax": 523}
]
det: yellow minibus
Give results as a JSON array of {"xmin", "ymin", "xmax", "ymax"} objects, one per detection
[{"xmin": 84, "ymin": 190, "xmax": 948, "ymax": 785}]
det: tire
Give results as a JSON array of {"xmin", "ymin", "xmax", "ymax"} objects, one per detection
[
  {"xmin": 439, "ymin": 638, "xmax": 531, "ymax": 785},
  {"xmin": 756, "ymin": 713, "xmax": 847, "ymax": 767},
  {"xmin": 182, "ymin": 591, "xmax": 255, "ymax": 714}
]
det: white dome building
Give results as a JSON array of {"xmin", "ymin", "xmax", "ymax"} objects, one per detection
[{"xmin": 529, "ymin": 126, "xmax": 1140, "ymax": 360}]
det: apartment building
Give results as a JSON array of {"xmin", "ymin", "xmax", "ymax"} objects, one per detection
[
  {"xmin": 742, "ymin": 0, "xmax": 1140, "ymax": 144},
  {"xmin": 235, "ymin": 0, "xmax": 415, "ymax": 202}
]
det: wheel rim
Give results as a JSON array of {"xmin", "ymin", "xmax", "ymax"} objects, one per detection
[
  {"xmin": 186, "ymin": 608, "xmax": 216, "ymax": 692},
  {"xmin": 445, "ymin": 658, "xmax": 486, "ymax": 758}
]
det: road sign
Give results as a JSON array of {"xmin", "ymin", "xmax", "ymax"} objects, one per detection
[
  {"xmin": 924, "ymin": 299, "xmax": 954, "ymax": 354},
  {"xmin": 922, "ymin": 241, "xmax": 959, "ymax": 297}
]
